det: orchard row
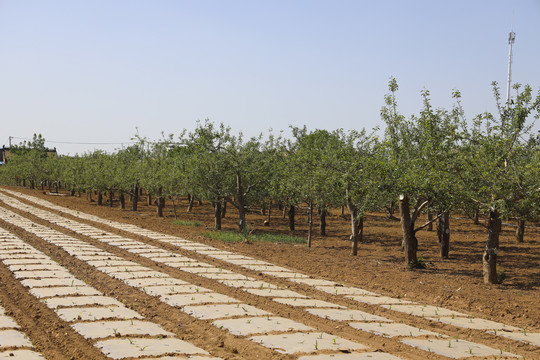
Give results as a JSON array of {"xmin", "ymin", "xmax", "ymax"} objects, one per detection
[{"xmin": 1, "ymin": 80, "xmax": 539, "ymax": 285}]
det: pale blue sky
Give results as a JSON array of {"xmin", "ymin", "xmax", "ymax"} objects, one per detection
[{"xmin": 1, "ymin": 1, "xmax": 539, "ymax": 154}]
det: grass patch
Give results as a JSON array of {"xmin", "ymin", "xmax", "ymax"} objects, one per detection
[
  {"xmin": 204, "ymin": 230, "xmax": 306, "ymax": 244},
  {"xmin": 172, "ymin": 219, "xmax": 201, "ymax": 227}
]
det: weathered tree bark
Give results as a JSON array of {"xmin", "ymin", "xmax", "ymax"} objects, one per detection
[
  {"xmin": 288, "ymin": 205, "xmax": 295, "ymax": 231},
  {"xmin": 214, "ymin": 201, "xmax": 222, "ymax": 230},
  {"xmin": 97, "ymin": 191, "xmax": 103, "ymax": 206},
  {"xmin": 437, "ymin": 210, "xmax": 450, "ymax": 258},
  {"xmin": 187, "ymin": 194, "xmax": 194, "ymax": 213},
  {"xmin": 119, "ymin": 191, "xmax": 126, "ymax": 210},
  {"xmin": 319, "ymin": 207, "xmax": 327, "ymax": 236},
  {"xmin": 515, "ymin": 219, "xmax": 525, "ymax": 243},
  {"xmin": 307, "ymin": 202, "xmax": 313, "ymax": 247},
  {"xmin": 483, "ymin": 209, "xmax": 501, "ymax": 284},
  {"xmin": 427, "ymin": 211, "xmax": 433, "ymax": 231},
  {"xmin": 399, "ymin": 196, "xmax": 418, "ymax": 266},
  {"xmin": 156, "ymin": 187, "xmax": 164, "ymax": 217},
  {"xmin": 108, "ymin": 190, "xmax": 114, "ymax": 207},
  {"xmin": 131, "ymin": 184, "xmax": 138, "ymax": 211}
]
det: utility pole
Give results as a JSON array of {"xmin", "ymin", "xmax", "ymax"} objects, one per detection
[
  {"xmin": 8, "ymin": 136, "xmax": 12, "ymax": 148},
  {"xmin": 506, "ymin": 30, "xmax": 516, "ymax": 108}
]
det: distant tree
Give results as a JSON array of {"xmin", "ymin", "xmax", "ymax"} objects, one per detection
[
  {"xmin": 289, "ymin": 128, "xmax": 350, "ymax": 247},
  {"xmin": 381, "ymin": 78, "xmax": 459, "ymax": 267},
  {"xmin": 455, "ymin": 82, "xmax": 540, "ymax": 283}
]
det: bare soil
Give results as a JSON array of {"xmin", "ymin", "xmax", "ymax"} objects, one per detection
[{"xmin": 0, "ymin": 185, "xmax": 538, "ymax": 360}]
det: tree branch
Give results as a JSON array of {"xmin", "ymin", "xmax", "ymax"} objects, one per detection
[
  {"xmin": 411, "ymin": 200, "xmax": 430, "ymax": 223},
  {"xmin": 414, "ymin": 211, "xmax": 444, "ymax": 233}
]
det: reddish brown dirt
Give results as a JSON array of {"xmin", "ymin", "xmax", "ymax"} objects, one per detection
[{"xmin": 0, "ymin": 185, "xmax": 539, "ymax": 360}]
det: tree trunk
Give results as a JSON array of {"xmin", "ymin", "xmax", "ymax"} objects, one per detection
[
  {"xmin": 109, "ymin": 190, "xmax": 114, "ymax": 207},
  {"xmin": 319, "ymin": 207, "xmax": 327, "ymax": 236},
  {"xmin": 483, "ymin": 209, "xmax": 501, "ymax": 284},
  {"xmin": 348, "ymin": 209, "xmax": 363, "ymax": 256},
  {"xmin": 70, "ymin": 189, "xmax": 75, "ymax": 196},
  {"xmin": 515, "ymin": 219, "xmax": 525, "ymax": 243},
  {"xmin": 156, "ymin": 187, "xmax": 164, "ymax": 217},
  {"xmin": 29, "ymin": 180, "xmax": 35, "ymax": 189},
  {"xmin": 437, "ymin": 210, "xmax": 450, "ymax": 258},
  {"xmin": 221, "ymin": 200, "xmax": 227, "ymax": 218},
  {"xmin": 263, "ymin": 201, "xmax": 271, "ymax": 226},
  {"xmin": 346, "ymin": 187, "xmax": 362, "ymax": 256},
  {"xmin": 236, "ymin": 173, "xmax": 246, "ymax": 231},
  {"xmin": 187, "ymin": 194, "xmax": 194, "ymax": 213},
  {"xmin": 427, "ymin": 211, "xmax": 433, "ymax": 231},
  {"xmin": 399, "ymin": 196, "xmax": 418, "ymax": 267},
  {"xmin": 385, "ymin": 201, "xmax": 399, "ymax": 220},
  {"xmin": 214, "ymin": 201, "xmax": 222, "ymax": 230},
  {"xmin": 119, "ymin": 191, "xmax": 126, "ymax": 210},
  {"xmin": 131, "ymin": 184, "xmax": 138, "ymax": 211},
  {"xmin": 288, "ymin": 205, "xmax": 295, "ymax": 231},
  {"xmin": 307, "ymin": 202, "xmax": 313, "ymax": 247},
  {"xmin": 97, "ymin": 191, "xmax": 103, "ymax": 205},
  {"xmin": 282, "ymin": 204, "xmax": 287, "ymax": 219},
  {"xmin": 171, "ymin": 197, "xmax": 178, "ymax": 220},
  {"xmin": 87, "ymin": 191, "xmax": 93, "ymax": 202},
  {"xmin": 261, "ymin": 201, "xmax": 266, "ymax": 215},
  {"xmin": 54, "ymin": 182, "xmax": 59, "ymax": 193},
  {"xmin": 198, "ymin": 199, "xmax": 203, "ymax": 206},
  {"xmin": 474, "ymin": 207, "xmax": 480, "ymax": 225},
  {"xmin": 147, "ymin": 193, "xmax": 152, "ymax": 206}
]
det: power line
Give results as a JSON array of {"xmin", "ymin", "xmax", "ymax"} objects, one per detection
[{"xmin": 9, "ymin": 137, "xmax": 136, "ymax": 146}]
